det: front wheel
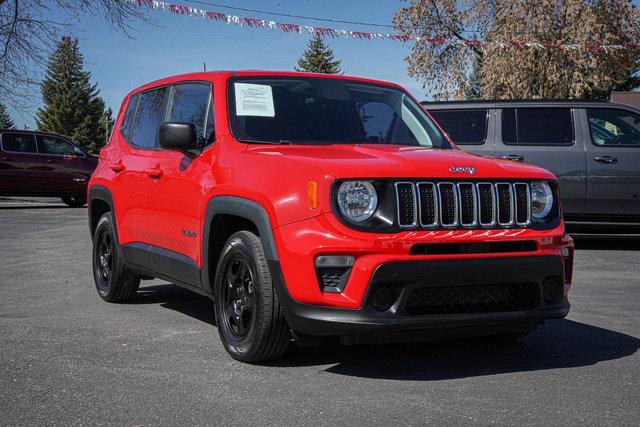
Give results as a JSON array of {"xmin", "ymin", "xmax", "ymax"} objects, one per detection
[
  {"xmin": 61, "ymin": 195, "xmax": 86, "ymax": 207},
  {"xmin": 92, "ymin": 212, "xmax": 140, "ymax": 302},
  {"xmin": 214, "ymin": 231, "xmax": 290, "ymax": 363}
]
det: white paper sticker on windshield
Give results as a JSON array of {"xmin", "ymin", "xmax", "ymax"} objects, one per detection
[{"xmin": 234, "ymin": 83, "xmax": 275, "ymax": 117}]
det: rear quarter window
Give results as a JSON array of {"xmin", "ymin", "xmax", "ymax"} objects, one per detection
[
  {"xmin": 429, "ymin": 109, "xmax": 488, "ymax": 145},
  {"xmin": 502, "ymin": 108, "xmax": 573, "ymax": 145}
]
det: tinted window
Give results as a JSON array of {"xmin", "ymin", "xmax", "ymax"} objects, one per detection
[
  {"xmin": 228, "ymin": 77, "xmax": 449, "ymax": 148},
  {"xmin": 1, "ymin": 133, "xmax": 37, "ymax": 153},
  {"xmin": 120, "ymin": 94, "xmax": 138, "ymax": 139},
  {"xmin": 359, "ymin": 101, "xmax": 395, "ymax": 142},
  {"xmin": 430, "ymin": 110, "xmax": 487, "ymax": 145},
  {"xmin": 129, "ymin": 88, "xmax": 168, "ymax": 148},
  {"xmin": 167, "ymin": 83, "xmax": 212, "ymax": 145},
  {"xmin": 36, "ymin": 135, "xmax": 79, "ymax": 156},
  {"xmin": 587, "ymin": 108, "xmax": 640, "ymax": 146},
  {"xmin": 502, "ymin": 108, "xmax": 573, "ymax": 145}
]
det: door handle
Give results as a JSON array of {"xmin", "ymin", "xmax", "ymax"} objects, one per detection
[
  {"xmin": 145, "ymin": 166, "xmax": 163, "ymax": 179},
  {"xmin": 109, "ymin": 161, "xmax": 125, "ymax": 173},
  {"xmin": 46, "ymin": 159, "xmax": 56, "ymax": 163},
  {"xmin": 499, "ymin": 154, "xmax": 524, "ymax": 162},
  {"xmin": 593, "ymin": 155, "xmax": 618, "ymax": 164},
  {"xmin": 0, "ymin": 155, "xmax": 11, "ymax": 161}
]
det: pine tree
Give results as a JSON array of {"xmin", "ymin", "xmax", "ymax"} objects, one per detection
[
  {"xmin": 36, "ymin": 37, "xmax": 109, "ymax": 153},
  {"xmin": 0, "ymin": 102, "xmax": 16, "ymax": 129},
  {"xmin": 465, "ymin": 56, "xmax": 484, "ymax": 100},
  {"xmin": 295, "ymin": 33, "xmax": 342, "ymax": 74}
]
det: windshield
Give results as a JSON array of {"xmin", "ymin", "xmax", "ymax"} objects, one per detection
[{"xmin": 228, "ymin": 77, "xmax": 450, "ymax": 148}]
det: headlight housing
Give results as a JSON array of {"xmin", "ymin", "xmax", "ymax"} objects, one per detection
[
  {"xmin": 336, "ymin": 181, "xmax": 378, "ymax": 222},
  {"xmin": 530, "ymin": 181, "xmax": 554, "ymax": 220}
]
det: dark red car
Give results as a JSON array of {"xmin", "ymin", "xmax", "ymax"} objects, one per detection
[
  {"xmin": 0, "ymin": 129, "xmax": 98, "ymax": 206},
  {"xmin": 88, "ymin": 71, "xmax": 574, "ymax": 363}
]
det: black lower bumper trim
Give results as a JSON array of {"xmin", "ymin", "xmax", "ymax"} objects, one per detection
[{"xmin": 269, "ymin": 256, "xmax": 569, "ymax": 338}]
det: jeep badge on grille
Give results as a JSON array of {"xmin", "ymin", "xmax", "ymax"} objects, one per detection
[{"xmin": 449, "ymin": 166, "xmax": 477, "ymax": 174}]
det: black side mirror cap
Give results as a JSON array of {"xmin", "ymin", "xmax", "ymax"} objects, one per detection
[{"xmin": 158, "ymin": 122, "xmax": 197, "ymax": 151}]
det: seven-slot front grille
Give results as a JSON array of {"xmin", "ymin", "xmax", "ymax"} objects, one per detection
[{"xmin": 396, "ymin": 182, "xmax": 531, "ymax": 229}]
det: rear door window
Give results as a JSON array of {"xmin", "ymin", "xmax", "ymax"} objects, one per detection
[
  {"xmin": 129, "ymin": 87, "xmax": 168, "ymax": 148},
  {"xmin": 502, "ymin": 108, "xmax": 573, "ymax": 145},
  {"xmin": 166, "ymin": 83, "xmax": 213, "ymax": 146},
  {"xmin": 587, "ymin": 108, "xmax": 640, "ymax": 146},
  {"xmin": 429, "ymin": 109, "xmax": 488, "ymax": 145},
  {"xmin": 1, "ymin": 133, "xmax": 37, "ymax": 153}
]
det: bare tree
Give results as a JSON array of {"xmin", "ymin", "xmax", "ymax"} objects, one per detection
[
  {"xmin": 0, "ymin": 0, "xmax": 148, "ymax": 110},
  {"xmin": 393, "ymin": 0, "xmax": 640, "ymax": 100}
]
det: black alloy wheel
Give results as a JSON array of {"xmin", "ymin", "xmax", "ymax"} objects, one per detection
[{"xmin": 221, "ymin": 257, "xmax": 256, "ymax": 338}]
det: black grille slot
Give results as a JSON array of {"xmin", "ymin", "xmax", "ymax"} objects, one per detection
[
  {"xmin": 514, "ymin": 183, "xmax": 530, "ymax": 225},
  {"xmin": 405, "ymin": 282, "xmax": 540, "ymax": 315},
  {"xmin": 496, "ymin": 184, "xmax": 513, "ymax": 225},
  {"xmin": 395, "ymin": 183, "xmax": 416, "ymax": 227},
  {"xmin": 438, "ymin": 183, "xmax": 457, "ymax": 226},
  {"xmin": 477, "ymin": 183, "xmax": 495, "ymax": 225},
  {"xmin": 418, "ymin": 183, "xmax": 437, "ymax": 227},
  {"xmin": 393, "ymin": 181, "xmax": 531, "ymax": 230},
  {"xmin": 458, "ymin": 183, "xmax": 476, "ymax": 226}
]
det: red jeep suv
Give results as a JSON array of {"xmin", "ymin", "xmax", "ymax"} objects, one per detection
[{"xmin": 88, "ymin": 71, "xmax": 574, "ymax": 362}]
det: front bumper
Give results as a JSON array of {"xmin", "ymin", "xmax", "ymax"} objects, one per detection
[
  {"xmin": 271, "ymin": 213, "xmax": 572, "ymax": 339},
  {"xmin": 269, "ymin": 256, "xmax": 569, "ymax": 339}
]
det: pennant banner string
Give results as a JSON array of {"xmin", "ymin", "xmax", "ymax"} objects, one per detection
[{"xmin": 127, "ymin": 0, "xmax": 640, "ymax": 51}]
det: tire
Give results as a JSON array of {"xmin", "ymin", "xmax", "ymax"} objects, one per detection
[
  {"xmin": 92, "ymin": 212, "xmax": 140, "ymax": 303},
  {"xmin": 214, "ymin": 231, "xmax": 290, "ymax": 363},
  {"xmin": 61, "ymin": 195, "xmax": 86, "ymax": 207}
]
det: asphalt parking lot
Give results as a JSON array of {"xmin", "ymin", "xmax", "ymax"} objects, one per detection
[{"xmin": 1, "ymin": 198, "xmax": 638, "ymax": 425}]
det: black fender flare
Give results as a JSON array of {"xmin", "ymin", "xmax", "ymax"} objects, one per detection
[
  {"xmin": 87, "ymin": 185, "xmax": 116, "ymax": 242},
  {"xmin": 201, "ymin": 196, "xmax": 279, "ymax": 293}
]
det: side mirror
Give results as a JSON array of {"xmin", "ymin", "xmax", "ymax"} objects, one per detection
[{"xmin": 158, "ymin": 122, "xmax": 197, "ymax": 151}]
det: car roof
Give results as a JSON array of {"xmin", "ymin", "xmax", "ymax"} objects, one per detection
[
  {"xmin": 421, "ymin": 99, "xmax": 638, "ymax": 111},
  {"xmin": 131, "ymin": 70, "xmax": 404, "ymax": 96},
  {"xmin": 0, "ymin": 129, "xmax": 71, "ymax": 139}
]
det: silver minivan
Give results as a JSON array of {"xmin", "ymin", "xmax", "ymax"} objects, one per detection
[{"xmin": 423, "ymin": 100, "xmax": 640, "ymax": 227}]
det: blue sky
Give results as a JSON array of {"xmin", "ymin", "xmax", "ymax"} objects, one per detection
[{"xmin": 11, "ymin": 0, "xmax": 421, "ymax": 129}]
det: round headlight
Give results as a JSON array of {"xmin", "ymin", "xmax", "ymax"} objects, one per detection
[
  {"xmin": 337, "ymin": 181, "xmax": 378, "ymax": 222},
  {"xmin": 530, "ymin": 181, "xmax": 553, "ymax": 219}
]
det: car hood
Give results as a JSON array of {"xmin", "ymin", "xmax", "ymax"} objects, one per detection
[{"xmin": 245, "ymin": 144, "xmax": 556, "ymax": 180}]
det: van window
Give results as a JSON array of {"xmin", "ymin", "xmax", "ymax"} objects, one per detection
[
  {"xmin": 167, "ymin": 83, "xmax": 212, "ymax": 146},
  {"xmin": 587, "ymin": 108, "xmax": 640, "ymax": 146},
  {"xmin": 502, "ymin": 108, "xmax": 573, "ymax": 145},
  {"xmin": 129, "ymin": 87, "xmax": 168, "ymax": 148},
  {"xmin": 429, "ymin": 110, "xmax": 487, "ymax": 145},
  {"xmin": 1, "ymin": 133, "xmax": 37, "ymax": 153}
]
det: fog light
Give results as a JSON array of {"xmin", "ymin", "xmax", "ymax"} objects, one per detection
[
  {"xmin": 315, "ymin": 256, "xmax": 354, "ymax": 293},
  {"xmin": 370, "ymin": 286, "xmax": 394, "ymax": 312}
]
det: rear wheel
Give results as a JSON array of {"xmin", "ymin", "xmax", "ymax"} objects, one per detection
[
  {"xmin": 61, "ymin": 195, "xmax": 86, "ymax": 207},
  {"xmin": 214, "ymin": 231, "xmax": 290, "ymax": 363},
  {"xmin": 92, "ymin": 212, "xmax": 140, "ymax": 302}
]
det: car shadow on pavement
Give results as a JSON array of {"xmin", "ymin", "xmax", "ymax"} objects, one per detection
[
  {"xmin": 278, "ymin": 320, "xmax": 639, "ymax": 380},
  {"xmin": 133, "ymin": 283, "xmax": 638, "ymax": 381},
  {"xmin": 135, "ymin": 283, "xmax": 216, "ymax": 326}
]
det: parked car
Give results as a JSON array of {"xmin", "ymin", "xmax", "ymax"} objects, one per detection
[
  {"xmin": 0, "ymin": 129, "xmax": 98, "ymax": 206},
  {"xmin": 88, "ymin": 71, "xmax": 574, "ymax": 363},
  {"xmin": 423, "ymin": 100, "xmax": 640, "ymax": 228}
]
